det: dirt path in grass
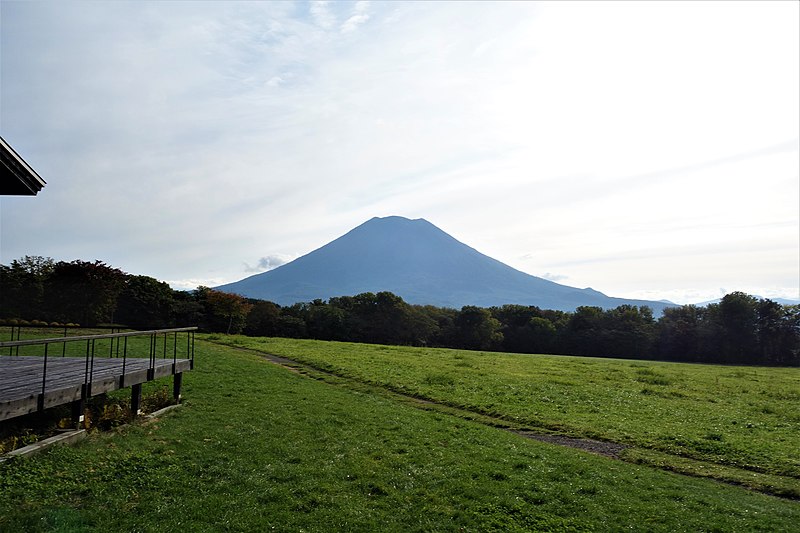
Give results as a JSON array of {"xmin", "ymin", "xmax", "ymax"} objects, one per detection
[
  {"xmin": 225, "ymin": 344, "xmax": 628, "ymax": 459},
  {"xmin": 513, "ymin": 432, "xmax": 626, "ymax": 458}
]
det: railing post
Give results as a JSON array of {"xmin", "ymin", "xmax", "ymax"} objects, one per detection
[
  {"xmin": 173, "ymin": 372, "xmax": 183, "ymax": 403},
  {"xmin": 148, "ymin": 332, "xmax": 156, "ymax": 380},
  {"xmin": 71, "ymin": 397, "xmax": 85, "ymax": 429},
  {"xmin": 84, "ymin": 339, "xmax": 91, "ymax": 397},
  {"xmin": 38, "ymin": 342, "xmax": 49, "ymax": 411},
  {"xmin": 121, "ymin": 336, "xmax": 129, "ymax": 387},
  {"xmin": 131, "ymin": 383, "xmax": 142, "ymax": 417},
  {"xmin": 89, "ymin": 339, "xmax": 96, "ymax": 387}
]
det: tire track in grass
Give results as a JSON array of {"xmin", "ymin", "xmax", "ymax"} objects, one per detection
[
  {"xmin": 218, "ymin": 343, "xmax": 631, "ymax": 458},
  {"xmin": 213, "ymin": 341, "xmax": 799, "ymax": 499}
]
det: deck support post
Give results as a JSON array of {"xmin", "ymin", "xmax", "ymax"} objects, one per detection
[
  {"xmin": 131, "ymin": 383, "xmax": 142, "ymax": 417},
  {"xmin": 173, "ymin": 372, "xmax": 183, "ymax": 403},
  {"xmin": 71, "ymin": 398, "xmax": 85, "ymax": 429}
]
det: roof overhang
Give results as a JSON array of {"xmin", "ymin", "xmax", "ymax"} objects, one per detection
[{"xmin": 0, "ymin": 136, "xmax": 47, "ymax": 196}]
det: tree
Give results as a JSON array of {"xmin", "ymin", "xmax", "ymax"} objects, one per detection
[
  {"xmin": 172, "ymin": 290, "xmax": 204, "ymax": 327},
  {"xmin": 199, "ymin": 287, "xmax": 253, "ymax": 334},
  {"xmin": 275, "ymin": 314, "xmax": 307, "ymax": 338},
  {"xmin": 656, "ymin": 305, "xmax": 700, "ymax": 361},
  {"xmin": 0, "ymin": 256, "xmax": 55, "ymax": 320},
  {"xmin": 322, "ymin": 292, "xmax": 436, "ymax": 345},
  {"xmin": 756, "ymin": 300, "xmax": 800, "ymax": 365},
  {"xmin": 719, "ymin": 292, "xmax": 759, "ymax": 363},
  {"xmin": 562, "ymin": 306, "xmax": 604, "ymax": 356},
  {"xmin": 116, "ymin": 275, "xmax": 175, "ymax": 328},
  {"xmin": 415, "ymin": 304, "xmax": 456, "ymax": 347},
  {"xmin": 599, "ymin": 305, "xmax": 655, "ymax": 359},
  {"xmin": 454, "ymin": 306, "xmax": 503, "ymax": 351},
  {"xmin": 694, "ymin": 303, "xmax": 724, "ymax": 361},
  {"xmin": 244, "ymin": 300, "xmax": 281, "ymax": 337},
  {"xmin": 777, "ymin": 305, "xmax": 800, "ymax": 366},
  {"xmin": 45, "ymin": 260, "xmax": 127, "ymax": 326},
  {"xmin": 527, "ymin": 316, "xmax": 558, "ymax": 354},
  {"xmin": 491, "ymin": 305, "xmax": 539, "ymax": 353}
]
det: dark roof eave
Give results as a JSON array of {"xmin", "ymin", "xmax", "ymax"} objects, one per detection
[{"xmin": 0, "ymin": 136, "xmax": 47, "ymax": 196}]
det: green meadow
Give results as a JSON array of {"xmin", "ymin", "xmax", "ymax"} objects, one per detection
[
  {"xmin": 1, "ymin": 338, "xmax": 798, "ymax": 531},
  {"xmin": 213, "ymin": 336, "xmax": 800, "ymax": 497}
]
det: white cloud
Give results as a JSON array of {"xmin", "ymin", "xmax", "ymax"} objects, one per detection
[
  {"xmin": 310, "ymin": 1, "xmax": 335, "ymax": 29},
  {"xmin": 341, "ymin": 1, "xmax": 370, "ymax": 33},
  {"xmin": 243, "ymin": 254, "xmax": 296, "ymax": 273},
  {"xmin": 164, "ymin": 278, "xmax": 230, "ymax": 291}
]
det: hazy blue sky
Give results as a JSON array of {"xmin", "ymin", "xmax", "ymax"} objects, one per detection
[{"xmin": 1, "ymin": 1, "xmax": 798, "ymax": 304}]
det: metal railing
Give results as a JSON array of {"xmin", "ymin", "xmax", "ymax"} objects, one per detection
[
  {"xmin": 0, "ymin": 327, "xmax": 196, "ymax": 407},
  {"xmin": 2, "ymin": 324, "xmax": 124, "ymax": 357}
]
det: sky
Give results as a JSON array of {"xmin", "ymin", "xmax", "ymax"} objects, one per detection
[{"xmin": 1, "ymin": 0, "xmax": 798, "ymax": 305}]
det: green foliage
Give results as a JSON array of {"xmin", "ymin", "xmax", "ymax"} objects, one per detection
[
  {"xmin": 197, "ymin": 287, "xmax": 253, "ymax": 334},
  {"xmin": 454, "ymin": 305, "xmax": 503, "ymax": 350},
  {"xmin": 141, "ymin": 386, "xmax": 174, "ymax": 413},
  {"xmin": 0, "ymin": 406, "xmax": 72, "ymax": 453},
  {"xmin": 0, "ymin": 429, "xmax": 39, "ymax": 455},
  {"xmin": 95, "ymin": 403, "xmax": 130, "ymax": 430},
  {"xmin": 244, "ymin": 299, "xmax": 281, "ymax": 336},
  {"xmin": 46, "ymin": 260, "xmax": 127, "ymax": 326},
  {"xmin": 0, "ymin": 256, "xmax": 54, "ymax": 320},
  {"xmin": 115, "ymin": 275, "xmax": 175, "ymax": 329}
]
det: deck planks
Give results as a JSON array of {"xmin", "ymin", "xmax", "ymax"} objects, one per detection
[{"xmin": 0, "ymin": 356, "xmax": 192, "ymax": 421}]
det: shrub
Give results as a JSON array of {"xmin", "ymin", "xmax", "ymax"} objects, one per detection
[
  {"xmin": 96, "ymin": 403, "xmax": 130, "ymax": 430},
  {"xmin": 142, "ymin": 387, "xmax": 175, "ymax": 413}
]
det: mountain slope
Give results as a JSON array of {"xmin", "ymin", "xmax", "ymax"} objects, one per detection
[{"xmin": 217, "ymin": 216, "xmax": 674, "ymax": 313}]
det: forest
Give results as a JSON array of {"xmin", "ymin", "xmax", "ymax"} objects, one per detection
[{"xmin": 1, "ymin": 256, "xmax": 798, "ymax": 366}]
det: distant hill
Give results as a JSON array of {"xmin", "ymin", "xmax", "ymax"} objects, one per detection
[
  {"xmin": 694, "ymin": 297, "xmax": 800, "ymax": 306},
  {"xmin": 216, "ymin": 216, "xmax": 676, "ymax": 313}
]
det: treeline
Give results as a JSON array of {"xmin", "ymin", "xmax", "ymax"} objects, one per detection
[{"xmin": 1, "ymin": 256, "xmax": 798, "ymax": 366}]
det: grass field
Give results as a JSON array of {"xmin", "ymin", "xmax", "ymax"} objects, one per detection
[
  {"xmin": 1, "ymin": 338, "xmax": 799, "ymax": 531},
  {"xmin": 211, "ymin": 336, "xmax": 800, "ymax": 497}
]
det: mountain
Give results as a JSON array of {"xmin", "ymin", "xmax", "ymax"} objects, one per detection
[
  {"xmin": 216, "ymin": 216, "xmax": 676, "ymax": 313},
  {"xmin": 694, "ymin": 296, "xmax": 800, "ymax": 307}
]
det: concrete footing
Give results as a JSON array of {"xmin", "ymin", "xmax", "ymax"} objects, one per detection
[{"xmin": 0, "ymin": 429, "xmax": 87, "ymax": 462}]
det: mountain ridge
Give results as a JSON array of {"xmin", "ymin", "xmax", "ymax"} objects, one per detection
[{"xmin": 216, "ymin": 216, "xmax": 676, "ymax": 313}]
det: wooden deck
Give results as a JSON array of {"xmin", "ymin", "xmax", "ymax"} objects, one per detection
[
  {"xmin": 0, "ymin": 327, "xmax": 196, "ymax": 423},
  {"xmin": 0, "ymin": 356, "xmax": 192, "ymax": 421}
]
